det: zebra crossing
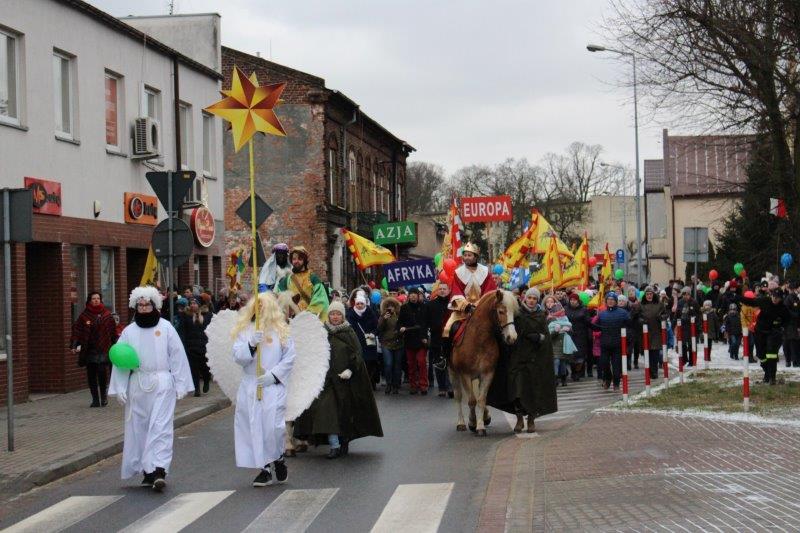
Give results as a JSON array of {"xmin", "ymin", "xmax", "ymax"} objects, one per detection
[
  {"xmin": 0, "ymin": 482, "xmax": 455, "ymax": 533},
  {"xmin": 503, "ymin": 369, "xmax": 653, "ymax": 437}
]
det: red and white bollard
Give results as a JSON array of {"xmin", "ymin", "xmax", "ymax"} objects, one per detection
[
  {"xmin": 677, "ymin": 319, "xmax": 684, "ymax": 384},
  {"xmin": 743, "ymin": 327, "xmax": 750, "ymax": 412},
  {"xmin": 690, "ymin": 316, "xmax": 698, "ymax": 367},
  {"xmin": 702, "ymin": 313, "xmax": 710, "ymax": 369},
  {"xmin": 621, "ymin": 327, "xmax": 629, "ymax": 403},
  {"xmin": 642, "ymin": 324, "xmax": 651, "ymax": 396},
  {"xmin": 661, "ymin": 320, "xmax": 669, "ymax": 386}
]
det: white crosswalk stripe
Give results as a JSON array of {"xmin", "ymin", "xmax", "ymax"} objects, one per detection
[
  {"xmin": 242, "ymin": 488, "xmax": 338, "ymax": 533},
  {"xmin": 370, "ymin": 483, "xmax": 454, "ymax": 533},
  {"xmin": 0, "ymin": 495, "xmax": 122, "ymax": 533},
  {"xmin": 118, "ymin": 491, "xmax": 234, "ymax": 533}
]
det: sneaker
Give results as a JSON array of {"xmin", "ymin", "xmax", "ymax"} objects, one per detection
[
  {"xmin": 327, "ymin": 447, "xmax": 342, "ymax": 459},
  {"xmin": 141, "ymin": 472, "xmax": 155, "ymax": 487},
  {"xmin": 273, "ymin": 458, "xmax": 288, "ymax": 484},
  {"xmin": 193, "ymin": 390, "xmax": 201, "ymax": 397},
  {"xmin": 152, "ymin": 467, "xmax": 167, "ymax": 492},
  {"xmin": 253, "ymin": 466, "xmax": 274, "ymax": 487}
]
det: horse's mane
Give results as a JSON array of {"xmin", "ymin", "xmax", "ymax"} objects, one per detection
[{"xmin": 474, "ymin": 289, "xmax": 519, "ymax": 318}]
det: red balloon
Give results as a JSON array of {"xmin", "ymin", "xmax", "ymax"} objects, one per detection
[
  {"xmin": 368, "ymin": 280, "xmax": 376, "ymax": 289},
  {"xmin": 708, "ymin": 269, "xmax": 718, "ymax": 281},
  {"xmin": 588, "ymin": 256, "xmax": 598, "ymax": 268},
  {"xmin": 397, "ymin": 294, "xmax": 407, "ymax": 303},
  {"xmin": 443, "ymin": 258, "xmax": 457, "ymax": 276},
  {"xmin": 438, "ymin": 271, "xmax": 452, "ymax": 284}
]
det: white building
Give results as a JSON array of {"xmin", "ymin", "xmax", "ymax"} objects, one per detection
[{"xmin": 0, "ymin": 0, "xmax": 224, "ymax": 400}]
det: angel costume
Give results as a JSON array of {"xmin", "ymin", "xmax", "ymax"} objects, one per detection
[
  {"xmin": 232, "ymin": 327, "xmax": 296, "ymax": 469},
  {"xmin": 108, "ymin": 287, "xmax": 194, "ymax": 484}
]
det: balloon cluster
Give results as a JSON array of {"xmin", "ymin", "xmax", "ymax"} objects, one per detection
[{"xmin": 781, "ymin": 253, "xmax": 793, "ymax": 270}]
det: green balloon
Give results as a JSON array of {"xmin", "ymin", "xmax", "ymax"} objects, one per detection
[
  {"xmin": 381, "ymin": 277, "xmax": 389, "ymax": 290},
  {"xmin": 579, "ymin": 292, "xmax": 590, "ymax": 305},
  {"xmin": 109, "ymin": 342, "xmax": 139, "ymax": 370},
  {"xmin": 702, "ymin": 286, "xmax": 711, "ymax": 294},
  {"xmin": 614, "ymin": 268, "xmax": 624, "ymax": 280},
  {"xmin": 733, "ymin": 262, "xmax": 744, "ymax": 276},
  {"xmin": 434, "ymin": 252, "xmax": 443, "ymax": 268}
]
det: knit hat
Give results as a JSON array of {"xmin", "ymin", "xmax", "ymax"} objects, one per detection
[
  {"xmin": 176, "ymin": 297, "xmax": 188, "ymax": 307},
  {"xmin": 644, "ymin": 285, "xmax": 654, "ymax": 293},
  {"xmin": 568, "ymin": 292, "xmax": 580, "ymax": 301},
  {"xmin": 605, "ymin": 291, "xmax": 617, "ymax": 301},
  {"xmin": 728, "ymin": 279, "xmax": 739, "ymax": 290},
  {"xmin": 681, "ymin": 286, "xmax": 692, "ymax": 295},
  {"xmin": 328, "ymin": 301, "xmax": 346, "ymax": 316},
  {"xmin": 354, "ymin": 293, "xmax": 367, "ymax": 305},
  {"xmin": 703, "ymin": 300, "xmax": 712, "ymax": 307},
  {"xmin": 525, "ymin": 287, "xmax": 540, "ymax": 299}
]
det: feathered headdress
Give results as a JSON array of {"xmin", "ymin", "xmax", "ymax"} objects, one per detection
[{"xmin": 129, "ymin": 286, "xmax": 163, "ymax": 310}]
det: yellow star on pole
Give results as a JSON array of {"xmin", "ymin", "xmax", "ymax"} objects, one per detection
[{"xmin": 204, "ymin": 66, "xmax": 286, "ymax": 152}]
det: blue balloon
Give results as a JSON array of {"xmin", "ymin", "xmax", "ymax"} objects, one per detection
[
  {"xmin": 781, "ymin": 253, "xmax": 793, "ymax": 269},
  {"xmin": 370, "ymin": 289, "xmax": 382, "ymax": 305},
  {"xmin": 493, "ymin": 264, "xmax": 505, "ymax": 275}
]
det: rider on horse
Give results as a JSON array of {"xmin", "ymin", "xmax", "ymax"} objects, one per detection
[{"xmin": 444, "ymin": 242, "xmax": 498, "ymax": 342}]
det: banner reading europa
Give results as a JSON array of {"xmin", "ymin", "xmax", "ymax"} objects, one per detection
[{"xmin": 384, "ymin": 258, "xmax": 436, "ymax": 289}]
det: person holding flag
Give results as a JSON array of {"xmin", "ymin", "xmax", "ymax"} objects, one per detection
[{"xmin": 276, "ymin": 246, "xmax": 329, "ymax": 320}]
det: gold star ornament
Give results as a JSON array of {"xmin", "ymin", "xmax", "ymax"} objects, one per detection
[{"xmin": 204, "ymin": 66, "xmax": 287, "ymax": 152}]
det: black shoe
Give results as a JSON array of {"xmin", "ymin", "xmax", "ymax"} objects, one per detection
[
  {"xmin": 393, "ymin": 387, "xmax": 400, "ymax": 395},
  {"xmin": 420, "ymin": 390, "xmax": 427, "ymax": 396},
  {"xmin": 273, "ymin": 458, "xmax": 288, "ymax": 484},
  {"xmin": 341, "ymin": 440, "xmax": 349, "ymax": 456},
  {"xmin": 447, "ymin": 390, "xmax": 454, "ymax": 399},
  {"xmin": 253, "ymin": 466, "xmax": 274, "ymax": 487},
  {"xmin": 327, "ymin": 447, "xmax": 342, "ymax": 459},
  {"xmin": 152, "ymin": 468, "xmax": 166, "ymax": 492},
  {"xmin": 141, "ymin": 472, "xmax": 155, "ymax": 487},
  {"xmin": 90, "ymin": 400, "xmax": 101, "ymax": 408},
  {"xmin": 100, "ymin": 398, "xmax": 108, "ymax": 407},
  {"xmin": 409, "ymin": 390, "xmax": 418, "ymax": 395},
  {"xmin": 193, "ymin": 390, "xmax": 201, "ymax": 397},
  {"xmin": 385, "ymin": 386, "xmax": 392, "ymax": 395},
  {"xmin": 203, "ymin": 381, "xmax": 210, "ymax": 393}
]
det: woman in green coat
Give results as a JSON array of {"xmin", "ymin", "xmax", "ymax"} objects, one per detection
[
  {"xmin": 508, "ymin": 287, "xmax": 558, "ymax": 433},
  {"xmin": 293, "ymin": 301, "xmax": 383, "ymax": 458}
]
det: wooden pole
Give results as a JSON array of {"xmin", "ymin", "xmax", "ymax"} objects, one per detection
[{"xmin": 249, "ymin": 138, "xmax": 262, "ymax": 401}]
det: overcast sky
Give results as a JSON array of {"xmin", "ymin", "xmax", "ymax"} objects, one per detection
[{"xmin": 94, "ymin": 0, "xmax": 667, "ymax": 177}]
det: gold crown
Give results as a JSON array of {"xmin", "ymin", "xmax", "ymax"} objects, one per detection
[{"xmin": 462, "ymin": 242, "xmax": 480, "ymax": 255}]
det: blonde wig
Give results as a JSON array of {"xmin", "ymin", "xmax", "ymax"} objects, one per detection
[{"xmin": 231, "ymin": 291, "xmax": 290, "ymax": 346}]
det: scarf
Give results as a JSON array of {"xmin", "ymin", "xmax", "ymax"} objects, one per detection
[
  {"xmin": 521, "ymin": 301, "xmax": 541, "ymax": 313},
  {"xmin": 87, "ymin": 302, "xmax": 106, "ymax": 314},
  {"xmin": 325, "ymin": 322, "xmax": 351, "ymax": 333},
  {"xmin": 353, "ymin": 305, "xmax": 366, "ymax": 317},
  {"xmin": 134, "ymin": 309, "xmax": 160, "ymax": 328}
]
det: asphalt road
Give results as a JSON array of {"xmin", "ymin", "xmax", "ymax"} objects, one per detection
[{"xmin": 1, "ymin": 371, "xmax": 649, "ymax": 533}]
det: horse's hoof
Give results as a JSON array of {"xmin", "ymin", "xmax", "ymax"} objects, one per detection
[
  {"xmin": 456, "ymin": 424, "xmax": 467, "ymax": 432},
  {"xmin": 475, "ymin": 429, "xmax": 487, "ymax": 437},
  {"xmin": 468, "ymin": 424, "xmax": 477, "ymax": 433},
  {"xmin": 484, "ymin": 416, "xmax": 492, "ymax": 426}
]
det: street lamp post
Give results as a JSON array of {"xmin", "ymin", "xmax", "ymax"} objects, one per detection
[{"xmin": 588, "ymin": 44, "xmax": 644, "ymax": 285}]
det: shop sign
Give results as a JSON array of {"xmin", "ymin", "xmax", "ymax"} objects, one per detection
[
  {"xmin": 373, "ymin": 220, "xmax": 417, "ymax": 245},
  {"xmin": 460, "ymin": 195, "xmax": 513, "ymax": 222},
  {"xmin": 384, "ymin": 258, "xmax": 436, "ymax": 289},
  {"xmin": 190, "ymin": 206, "xmax": 216, "ymax": 247},
  {"xmin": 124, "ymin": 192, "xmax": 158, "ymax": 225},
  {"xmin": 24, "ymin": 177, "xmax": 62, "ymax": 216}
]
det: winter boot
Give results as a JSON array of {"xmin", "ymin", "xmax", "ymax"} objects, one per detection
[{"xmin": 152, "ymin": 467, "xmax": 167, "ymax": 492}]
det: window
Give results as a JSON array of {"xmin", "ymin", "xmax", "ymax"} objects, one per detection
[
  {"xmin": 193, "ymin": 256, "xmax": 201, "ymax": 286},
  {"xmin": 0, "ymin": 30, "xmax": 18, "ymax": 123},
  {"xmin": 100, "ymin": 248, "xmax": 115, "ymax": 312},
  {"xmin": 70, "ymin": 246, "xmax": 87, "ymax": 322},
  {"xmin": 328, "ymin": 148, "xmax": 336, "ymax": 205},
  {"xmin": 53, "ymin": 51, "xmax": 74, "ymax": 137},
  {"xmin": 348, "ymin": 151, "xmax": 357, "ymax": 211},
  {"xmin": 179, "ymin": 102, "xmax": 191, "ymax": 169},
  {"xmin": 372, "ymin": 162, "xmax": 378, "ymax": 211},
  {"xmin": 104, "ymin": 73, "xmax": 121, "ymax": 149},
  {"xmin": 202, "ymin": 112, "xmax": 213, "ymax": 175},
  {"xmin": 143, "ymin": 86, "xmax": 160, "ymax": 120}
]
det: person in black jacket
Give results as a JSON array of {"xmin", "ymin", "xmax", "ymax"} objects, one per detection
[
  {"xmin": 346, "ymin": 291, "xmax": 381, "ymax": 390},
  {"xmin": 589, "ymin": 292, "xmax": 631, "ymax": 390},
  {"xmin": 177, "ymin": 296, "xmax": 212, "ymax": 396},
  {"xmin": 425, "ymin": 283, "xmax": 453, "ymax": 397},
  {"xmin": 676, "ymin": 287, "xmax": 701, "ymax": 366},
  {"xmin": 782, "ymin": 284, "xmax": 800, "ymax": 368},
  {"xmin": 739, "ymin": 288, "xmax": 790, "ymax": 384},
  {"xmin": 398, "ymin": 288, "xmax": 429, "ymax": 395},
  {"xmin": 565, "ymin": 293, "xmax": 592, "ymax": 380}
]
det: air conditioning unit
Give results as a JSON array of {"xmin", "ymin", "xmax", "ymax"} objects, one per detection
[{"xmin": 133, "ymin": 117, "xmax": 160, "ymax": 156}]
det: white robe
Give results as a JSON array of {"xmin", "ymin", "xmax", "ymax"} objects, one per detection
[
  {"xmin": 108, "ymin": 318, "xmax": 194, "ymax": 479},
  {"xmin": 233, "ymin": 326, "xmax": 296, "ymax": 468}
]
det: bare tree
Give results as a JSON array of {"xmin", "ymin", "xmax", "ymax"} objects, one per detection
[
  {"xmin": 405, "ymin": 161, "xmax": 447, "ymax": 214},
  {"xmin": 604, "ymin": 0, "xmax": 800, "ymax": 214}
]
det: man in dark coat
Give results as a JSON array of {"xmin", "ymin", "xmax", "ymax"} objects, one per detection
[
  {"xmin": 177, "ymin": 296, "xmax": 212, "ymax": 396},
  {"xmin": 506, "ymin": 287, "xmax": 557, "ymax": 433},
  {"xmin": 398, "ymin": 289, "xmax": 429, "ymax": 394},
  {"xmin": 565, "ymin": 293, "xmax": 592, "ymax": 380},
  {"xmin": 425, "ymin": 283, "xmax": 453, "ymax": 397},
  {"xmin": 739, "ymin": 288, "xmax": 790, "ymax": 384},
  {"xmin": 676, "ymin": 286, "xmax": 701, "ymax": 366}
]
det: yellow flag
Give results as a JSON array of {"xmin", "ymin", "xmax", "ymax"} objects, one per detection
[
  {"xmin": 529, "ymin": 210, "xmax": 574, "ymax": 259},
  {"xmin": 559, "ymin": 234, "xmax": 589, "ymax": 289},
  {"xmin": 341, "ymin": 228, "xmax": 396, "ymax": 270},
  {"xmin": 497, "ymin": 220, "xmax": 536, "ymax": 268},
  {"xmin": 529, "ymin": 235, "xmax": 559, "ymax": 288},
  {"xmin": 600, "ymin": 243, "xmax": 613, "ymax": 283},
  {"xmin": 140, "ymin": 247, "xmax": 159, "ymax": 287}
]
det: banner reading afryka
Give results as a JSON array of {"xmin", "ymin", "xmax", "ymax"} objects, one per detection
[{"xmin": 384, "ymin": 258, "xmax": 436, "ymax": 289}]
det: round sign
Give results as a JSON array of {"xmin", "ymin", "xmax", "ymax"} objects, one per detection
[
  {"xmin": 190, "ymin": 206, "xmax": 216, "ymax": 248},
  {"xmin": 151, "ymin": 218, "xmax": 193, "ymax": 268},
  {"xmin": 129, "ymin": 196, "xmax": 144, "ymax": 219}
]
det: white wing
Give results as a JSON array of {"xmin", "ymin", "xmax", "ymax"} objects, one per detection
[
  {"xmin": 285, "ymin": 311, "xmax": 330, "ymax": 421},
  {"xmin": 205, "ymin": 309, "xmax": 242, "ymax": 403}
]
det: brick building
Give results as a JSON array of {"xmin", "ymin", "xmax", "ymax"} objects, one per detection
[
  {"xmin": 221, "ymin": 47, "xmax": 414, "ymax": 291},
  {"xmin": 0, "ymin": 2, "xmax": 225, "ymax": 403}
]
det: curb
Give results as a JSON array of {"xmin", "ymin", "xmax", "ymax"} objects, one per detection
[{"xmin": 1, "ymin": 397, "xmax": 231, "ymax": 497}]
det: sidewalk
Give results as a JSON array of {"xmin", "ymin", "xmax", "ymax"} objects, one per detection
[{"xmin": 0, "ymin": 386, "xmax": 230, "ymax": 498}]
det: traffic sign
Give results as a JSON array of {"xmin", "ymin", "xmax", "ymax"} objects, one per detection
[
  {"xmin": 152, "ymin": 218, "xmax": 193, "ymax": 268},
  {"xmin": 615, "ymin": 249, "xmax": 625, "ymax": 264},
  {"xmin": 236, "ymin": 194, "xmax": 273, "ymax": 228},
  {"xmin": 146, "ymin": 171, "xmax": 196, "ymax": 213}
]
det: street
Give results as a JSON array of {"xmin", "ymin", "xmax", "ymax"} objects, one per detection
[{"xmin": 0, "ymin": 373, "xmax": 642, "ymax": 533}]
